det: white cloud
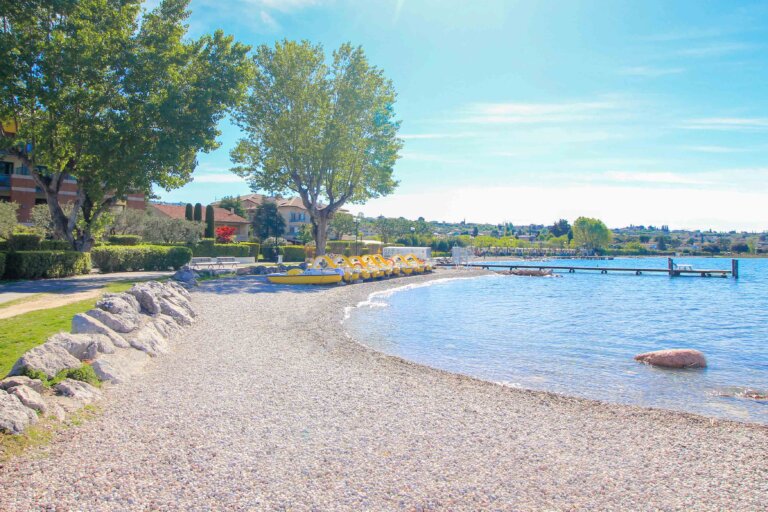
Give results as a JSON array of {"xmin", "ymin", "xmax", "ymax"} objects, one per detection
[
  {"xmin": 682, "ymin": 117, "xmax": 768, "ymax": 130},
  {"xmin": 677, "ymin": 42, "xmax": 756, "ymax": 57},
  {"xmin": 461, "ymin": 100, "xmax": 621, "ymax": 124},
  {"xmin": 601, "ymin": 171, "xmax": 714, "ymax": 186},
  {"xmin": 681, "ymin": 145, "xmax": 747, "ymax": 153},
  {"xmin": 259, "ymin": 10, "xmax": 279, "ymax": 30},
  {"xmin": 400, "ymin": 133, "xmax": 473, "ymax": 140},
  {"xmin": 619, "ymin": 66, "xmax": 685, "ymax": 77}
]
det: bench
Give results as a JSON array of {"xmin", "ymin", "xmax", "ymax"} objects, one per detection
[
  {"xmin": 189, "ymin": 257, "xmax": 239, "ymax": 271},
  {"xmin": 215, "ymin": 257, "xmax": 238, "ymax": 270}
]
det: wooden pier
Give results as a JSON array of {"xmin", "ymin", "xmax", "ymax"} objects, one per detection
[{"xmin": 445, "ymin": 258, "xmax": 739, "ymax": 278}]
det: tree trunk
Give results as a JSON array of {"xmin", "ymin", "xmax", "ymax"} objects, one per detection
[{"xmin": 312, "ymin": 212, "xmax": 330, "ymax": 255}]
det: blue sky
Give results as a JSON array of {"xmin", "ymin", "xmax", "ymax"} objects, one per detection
[{"xmin": 154, "ymin": 0, "xmax": 768, "ymax": 231}]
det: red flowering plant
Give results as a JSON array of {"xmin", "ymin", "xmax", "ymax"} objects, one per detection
[{"xmin": 215, "ymin": 226, "xmax": 237, "ymax": 244}]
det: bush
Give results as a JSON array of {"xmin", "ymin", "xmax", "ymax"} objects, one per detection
[
  {"xmin": 215, "ymin": 226, "xmax": 237, "ymax": 243},
  {"xmin": 192, "ymin": 243, "xmax": 250, "ymax": 258},
  {"xmin": 4, "ymin": 251, "xmax": 92, "ymax": 279},
  {"xmin": 280, "ymin": 245, "xmax": 306, "ymax": 262},
  {"xmin": 51, "ymin": 364, "xmax": 101, "ymax": 388},
  {"xmin": 90, "ymin": 245, "xmax": 192, "ymax": 272},
  {"xmin": 8, "ymin": 233, "xmax": 42, "ymax": 251},
  {"xmin": 0, "ymin": 252, "xmax": 5, "ymax": 278},
  {"xmin": 107, "ymin": 234, "xmax": 142, "ymax": 246},
  {"xmin": 39, "ymin": 239, "xmax": 72, "ymax": 251},
  {"xmin": 240, "ymin": 242, "xmax": 261, "ymax": 258}
]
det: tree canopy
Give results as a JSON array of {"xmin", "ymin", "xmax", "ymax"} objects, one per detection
[
  {"xmin": 252, "ymin": 202, "xmax": 286, "ymax": 240},
  {"xmin": 572, "ymin": 217, "xmax": 612, "ymax": 253},
  {"xmin": 230, "ymin": 40, "xmax": 401, "ymax": 254},
  {"xmin": 330, "ymin": 212, "xmax": 356, "ymax": 240},
  {"xmin": 218, "ymin": 196, "xmax": 246, "ymax": 218},
  {"xmin": 0, "ymin": 0, "xmax": 250, "ymax": 250}
]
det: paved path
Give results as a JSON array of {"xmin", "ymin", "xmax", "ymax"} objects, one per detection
[
  {"xmin": 0, "ymin": 271, "xmax": 173, "ymax": 305},
  {"xmin": 1, "ymin": 270, "xmax": 766, "ymax": 511}
]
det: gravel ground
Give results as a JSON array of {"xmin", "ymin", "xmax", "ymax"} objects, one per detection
[{"xmin": 1, "ymin": 268, "xmax": 766, "ymax": 511}]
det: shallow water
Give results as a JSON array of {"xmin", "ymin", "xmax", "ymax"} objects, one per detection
[{"xmin": 346, "ymin": 257, "xmax": 768, "ymax": 423}]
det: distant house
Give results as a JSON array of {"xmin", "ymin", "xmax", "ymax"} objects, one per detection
[{"xmin": 149, "ymin": 203, "xmax": 250, "ymax": 241}]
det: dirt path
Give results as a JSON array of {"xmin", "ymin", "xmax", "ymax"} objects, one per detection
[{"xmin": 0, "ymin": 290, "xmax": 103, "ymax": 320}]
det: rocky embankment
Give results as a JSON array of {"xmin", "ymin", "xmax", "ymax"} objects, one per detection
[{"xmin": 0, "ymin": 280, "xmax": 196, "ymax": 435}]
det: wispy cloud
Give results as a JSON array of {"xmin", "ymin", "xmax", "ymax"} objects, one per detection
[
  {"xmin": 461, "ymin": 100, "xmax": 620, "ymax": 124},
  {"xmin": 400, "ymin": 133, "xmax": 474, "ymax": 140},
  {"xmin": 602, "ymin": 171, "xmax": 714, "ymax": 186},
  {"xmin": 682, "ymin": 117, "xmax": 768, "ymax": 131},
  {"xmin": 619, "ymin": 66, "xmax": 684, "ymax": 77},
  {"xmin": 676, "ymin": 42, "xmax": 757, "ymax": 57},
  {"xmin": 681, "ymin": 145, "xmax": 749, "ymax": 153}
]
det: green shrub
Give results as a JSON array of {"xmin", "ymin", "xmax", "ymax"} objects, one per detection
[
  {"xmin": 8, "ymin": 233, "xmax": 42, "ymax": 251},
  {"xmin": 4, "ymin": 251, "xmax": 91, "ymax": 279},
  {"xmin": 280, "ymin": 245, "xmax": 306, "ymax": 262},
  {"xmin": 50, "ymin": 364, "xmax": 101, "ymax": 388},
  {"xmin": 90, "ymin": 245, "xmax": 192, "ymax": 272},
  {"xmin": 0, "ymin": 252, "xmax": 5, "ymax": 278},
  {"xmin": 192, "ymin": 243, "xmax": 250, "ymax": 258},
  {"xmin": 107, "ymin": 234, "xmax": 142, "ymax": 246},
  {"xmin": 240, "ymin": 242, "xmax": 261, "ymax": 257},
  {"xmin": 39, "ymin": 239, "xmax": 72, "ymax": 251},
  {"xmin": 198, "ymin": 238, "xmax": 215, "ymax": 250}
]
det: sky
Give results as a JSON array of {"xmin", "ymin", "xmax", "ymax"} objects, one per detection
[{"xmin": 152, "ymin": 0, "xmax": 768, "ymax": 231}]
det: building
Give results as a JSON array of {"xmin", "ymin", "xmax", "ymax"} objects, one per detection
[{"xmin": 149, "ymin": 203, "xmax": 250, "ymax": 241}]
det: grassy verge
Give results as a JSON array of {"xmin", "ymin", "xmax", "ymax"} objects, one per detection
[
  {"xmin": 0, "ymin": 281, "xmax": 137, "ymax": 378},
  {"xmin": 0, "ymin": 294, "xmax": 47, "ymax": 310}
]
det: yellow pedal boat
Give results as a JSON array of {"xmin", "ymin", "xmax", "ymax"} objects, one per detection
[{"xmin": 267, "ymin": 267, "xmax": 343, "ymax": 285}]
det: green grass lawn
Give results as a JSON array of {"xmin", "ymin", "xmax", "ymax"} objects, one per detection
[{"xmin": 0, "ymin": 281, "xmax": 136, "ymax": 378}]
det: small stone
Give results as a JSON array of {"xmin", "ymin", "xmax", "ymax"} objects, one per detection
[
  {"xmin": 0, "ymin": 376, "xmax": 45, "ymax": 394},
  {"xmin": 0, "ymin": 389, "xmax": 38, "ymax": 434},
  {"xmin": 634, "ymin": 349, "xmax": 707, "ymax": 369}
]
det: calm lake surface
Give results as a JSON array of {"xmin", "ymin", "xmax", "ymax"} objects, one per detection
[{"xmin": 345, "ymin": 257, "xmax": 768, "ymax": 424}]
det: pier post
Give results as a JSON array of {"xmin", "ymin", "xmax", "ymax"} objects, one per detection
[
  {"xmin": 667, "ymin": 258, "xmax": 674, "ymax": 277},
  {"xmin": 732, "ymin": 259, "xmax": 739, "ymax": 279}
]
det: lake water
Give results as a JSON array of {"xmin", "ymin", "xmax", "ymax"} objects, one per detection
[{"xmin": 345, "ymin": 257, "xmax": 768, "ymax": 424}]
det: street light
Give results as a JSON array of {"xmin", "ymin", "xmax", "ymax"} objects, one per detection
[{"xmin": 355, "ymin": 214, "xmax": 361, "ymax": 256}]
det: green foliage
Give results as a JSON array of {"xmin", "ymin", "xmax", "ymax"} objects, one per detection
[
  {"xmin": 239, "ymin": 242, "xmax": 262, "ymax": 258},
  {"xmin": 50, "ymin": 365, "xmax": 101, "ymax": 388},
  {"xmin": 550, "ymin": 219, "xmax": 571, "ymax": 238},
  {"xmin": 142, "ymin": 216, "xmax": 203, "ymax": 245},
  {"xmin": 8, "ymin": 233, "xmax": 42, "ymax": 251},
  {"xmin": 0, "ymin": 0, "xmax": 251, "ymax": 251},
  {"xmin": 4, "ymin": 251, "xmax": 92, "ymax": 279},
  {"xmin": 0, "ymin": 202, "xmax": 18, "ymax": 239},
  {"xmin": 0, "ymin": 252, "xmax": 5, "ymax": 278},
  {"xmin": 185, "ymin": 204, "xmax": 194, "ymax": 221},
  {"xmin": 731, "ymin": 242, "xmax": 750, "ymax": 253},
  {"xmin": 279, "ymin": 245, "xmax": 307, "ymax": 262},
  {"xmin": 90, "ymin": 246, "xmax": 192, "ymax": 273},
  {"xmin": 192, "ymin": 244, "xmax": 250, "ymax": 258},
  {"xmin": 218, "ymin": 196, "xmax": 246, "ymax": 218},
  {"xmin": 39, "ymin": 240, "xmax": 72, "ymax": 251},
  {"xmin": 205, "ymin": 205, "xmax": 215, "ymax": 238},
  {"xmin": 193, "ymin": 203, "xmax": 203, "ymax": 223},
  {"xmin": 252, "ymin": 202, "xmax": 285, "ymax": 240},
  {"xmin": 374, "ymin": 216, "xmax": 412, "ymax": 243},
  {"xmin": 19, "ymin": 367, "xmax": 50, "ymax": 385},
  {"xmin": 108, "ymin": 208, "xmax": 147, "ymax": 236},
  {"xmin": 572, "ymin": 217, "xmax": 612, "ymax": 253},
  {"xmin": 330, "ymin": 212, "xmax": 356, "ymax": 240},
  {"xmin": 107, "ymin": 235, "xmax": 142, "ymax": 246},
  {"xmin": 231, "ymin": 40, "xmax": 402, "ymax": 254}
]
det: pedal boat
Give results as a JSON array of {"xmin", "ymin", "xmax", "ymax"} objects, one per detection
[
  {"xmin": 404, "ymin": 253, "xmax": 428, "ymax": 273},
  {"xmin": 351, "ymin": 256, "xmax": 383, "ymax": 279},
  {"xmin": 266, "ymin": 267, "xmax": 343, "ymax": 285},
  {"xmin": 391, "ymin": 255, "xmax": 414, "ymax": 275},
  {"xmin": 330, "ymin": 255, "xmax": 363, "ymax": 282},
  {"xmin": 364, "ymin": 255, "xmax": 393, "ymax": 276}
]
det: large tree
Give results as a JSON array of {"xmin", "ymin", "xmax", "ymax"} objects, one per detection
[
  {"xmin": 572, "ymin": 217, "xmax": 612, "ymax": 254},
  {"xmin": 230, "ymin": 40, "xmax": 401, "ymax": 255},
  {"xmin": 0, "ymin": 0, "xmax": 250, "ymax": 251},
  {"xmin": 330, "ymin": 212, "xmax": 356, "ymax": 240},
  {"xmin": 252, "ymin": 201, "xmax": 285, "ymax": 240},
  {"xmin": 218, "ymin": 195, "xmax": 245, "ymax": 218}
]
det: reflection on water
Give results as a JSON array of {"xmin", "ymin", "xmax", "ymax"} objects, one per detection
[{"xmin": 346, "ymin": 258, "xmax": 768, "ymax": 424}]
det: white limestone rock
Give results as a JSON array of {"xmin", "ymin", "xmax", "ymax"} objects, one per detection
[
  {"xmin": 85, "ymin": 307, "xmax": 140, "ymax": 333},
  {"xmin": 54, "ymin": 379, "xmax": 102, "ymax": 404},
  {"xmin": 8, "ymin": 384, "xmax": 48, "ymax": 414},
  {"xmin": 9, "ymin": 343, "xmax": 81, "ymax": 379},
  {"xmin": 71, "ymin": 313, "xmax": 130, "ymax": 349},
  {"xmin": 0, "ymin": 389, "xmax": 38, "ymax": 434},
  {"xmin": 95, "ymin": 292, "xmax": 141, "ymax": 316},
  {"xmin": 92, "ymin": 349, "xmax": 150, "ymax": 384},
  {"xmin": 48, "ymin": 332, "xmax": 116, "ymax": 361},
  {"xmin": 0, "ymin": 376, "xmax": 45, "ymax": 394},
  {"xmin": 127, "ymin": 282, "xmax": 162, "ymax": 315},
  {"xmin": 158, "ymin": 297, "xmax": 193, "ymax": 326},
  {"xmin": 122, "ymin": 322, "xmax": 170, "ymax": 357}
]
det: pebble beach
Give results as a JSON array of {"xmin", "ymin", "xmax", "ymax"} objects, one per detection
[{"xmin": 1, "ymin": 268, "xmax": 766, "ymax": 511}]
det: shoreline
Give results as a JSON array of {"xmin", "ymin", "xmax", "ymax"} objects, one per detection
[{"xmin": 1, "ymin": 268, "xmax": 766, "ymax": 510}]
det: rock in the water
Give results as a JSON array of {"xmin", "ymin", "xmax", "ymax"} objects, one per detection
[
  {"xmin": 9, "ymin": 343, "xmax": 82, "ymax": 379},
  {"xmin": 85, "ymin": 307, "xmax": 140, "ymax": 333},
  {"xmin": 634, "ymin": 349, "xmax": 707, "ymax": 369},
  {"xmin": 92, "ymin": 349, "xmax": 150, "ymax": 384},
  {"xmin": 95, "ymin": 292, "xmax": 141, "ymax": 316},
  {"xmin": 48, "ymin": 332, "xmax": 116, "ymax": 361},
  {"xmin": 71, "ymin": 313, "xmax": 130, "ymax": 349},
  {"xmin": 54, "ymin": 379, "xmax": 102, "ymax": 403},
  {"xmin": 8, "ymin": 384, "xmax": 48, "ymax": 414},
  {"xmin": 0, "ymin": 376, "xmax": 45, "ymax": 394},
  {"xmin": 0, "ymin": 389, "xmax": 38, "ymax": 434}
]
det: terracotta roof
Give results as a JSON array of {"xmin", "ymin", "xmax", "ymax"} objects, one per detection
[
  {"xmin": 149, "ymin": 203, "xmax": 249, "ymax": 224},
  {"xmin": 276, "ymin": 196, "xmax": 306, "ymax": 209}
]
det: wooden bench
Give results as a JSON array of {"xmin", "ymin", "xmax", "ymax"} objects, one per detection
[
  {"xmin": 215, "ymin": 257, "xmax": 238, "ymax": 270},
  {"xmin": 190, "ymin": 257, "xmax": 217, "ymax": 270}
]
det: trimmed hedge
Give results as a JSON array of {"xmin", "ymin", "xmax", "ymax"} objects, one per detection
[
  {"xmin": 40, "ymin": 239, "xmax": 72, "ymax": 251},
  {"xmin": 91, "ymin": 245, "xmax": 192, "ymax": 273},
  {"xmin": 8, "ymin": 233, "xmax": 42, "ymax": 251},
  {"xmin": 240, "ymin": 242, "xmax": 261, "ymax": 258},
  {"xmin": 107, "ymin": 235, "xmax": 142, "ymax": 246},
  {"xmin": 192, "ymin": 243, "xmax": 250, "ymax": 258},
  {"xmin": 0, "ymin": 252, "xmax": 5, "ymax": 278},
  {"xmin": 4, "ymin": 251, "xmax": 92, "ymax": 279},
  {"xmin": 280, "ymin": 245, "xmax": 307, "ymax": 262}
]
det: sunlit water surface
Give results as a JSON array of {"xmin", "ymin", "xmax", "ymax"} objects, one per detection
[{"xmin": 345, "ymin": 257, "xmax": 768, "ymax": 423}]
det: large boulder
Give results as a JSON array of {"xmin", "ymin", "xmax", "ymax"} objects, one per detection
[
  {"xmin": 85, "ymin": 307, "xmax": 140, "ymax": 333},
  {"xmin": 0, "ymin": 389, "xmax": 38, "ymax": 434},
  {"xmin": 158, "ymin": 297, "xmax": 193, "ymax": 326},
  {"xmin": 54, "ymin": 379, "xmax": 102, "ymax": 403},
  {"xmin": 48, "ymin": 332, "xmax": 116, "ymax": 361},
  {"xmin": 0, "ymin": 376, "xmax": 45, "ymax": 394},
  {"xmin": 172, "ymin": 268, "xmax": 198, "ymax": 288},
  {"xmin": 92, "ymin": 349, "xmax": 150, "ymax": 384},
  {"xmin": 8, "ymin": 384, "xmax": 48, "ymax": 414},
  {"xmin": 151, "ymin": 314, "xmax": 182, "ymax": 338},
  {"xmin": 95, "ymin": 292, "xmax": 141, "ymax": 316},
  {"xmin": 9, "ymin": 343, "xmax": 81, "ymax": 379},
  {"xmin": 122, "ymin": 322, "xmax": 170, "ymax": 357},
  {"xmin": 634, "ymin": 349, "xmax": 707, "ymax": 369},
  {"xmin": 71, "ymin": 313, "xmax": 130, "ymax": 349},
  {"xmin": 126, "ymin": 282, "xmax": 162, "ymax": 315}
]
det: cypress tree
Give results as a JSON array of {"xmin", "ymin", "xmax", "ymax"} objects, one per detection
[
  {"xmin": 205, "ymin": 204, "xmax": 215, "ymax": 238},
  {"xmin": 184, "ymin": 203, "xmax": 194, "ymax": 221},
  {"xmin": 193, "ymin": 203, "xmax": 203, "ymax": 222}
]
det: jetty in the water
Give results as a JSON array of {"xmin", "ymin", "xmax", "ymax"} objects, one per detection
[{"xmin": 449, "ymin": 258, "xmax": 739, "ymax": 278}]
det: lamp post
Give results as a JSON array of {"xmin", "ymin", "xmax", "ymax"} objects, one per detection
[{"xmin": 355, "ymin": 215, "xmax": 361, "ymax": 256}]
